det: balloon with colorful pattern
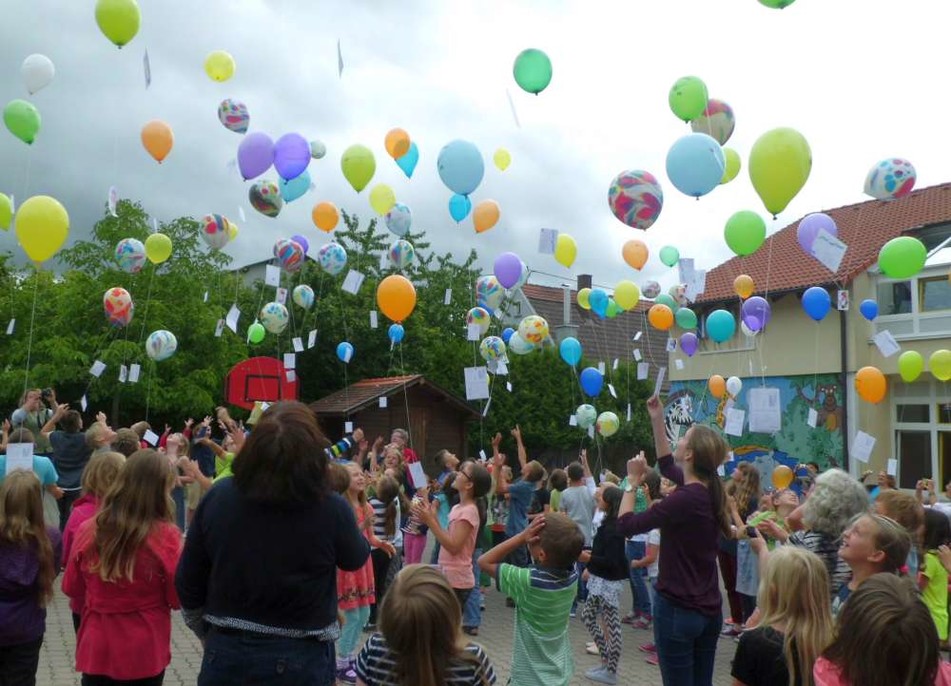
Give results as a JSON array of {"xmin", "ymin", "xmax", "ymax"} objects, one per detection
[
  {"xmin": 596, "ymin": 411, "xmax": 620, "ymax": 438},
  {"xmin": 476, "ymin": 275, "xmax": 504, "ymax": 312},
  {"xmin": 575, "ymin": 404, "xmax": 597, "ymax": 429},
  {"xmin": 103, "ymin": 287, "xmax": 134, "ymax": 327},
  {"xmin": 479, "ymin": 336, "xmax": 506, "ymax": 362},
  {"xmin": 317, "ymin": 242, "xmax": 347, "ymax": 276},
  {"xmin": 217, "ymin": 99, "xmax": 249, "ymax": 134},
  {"xmin": 518, "ymin": 315, "xmax": 549, "ymax": 346},
  {"xmin": 273, "ymin": 238, "xmax": 305, "ymax": 273},
  {"xmin": 642, "ymin": 280, "xmax": 661, "ymax": 299},
  {"xmin": 200, "ymin": 214, "xmax": 230, "ymax": 250},
  {"xmin": 466, "ymin": 307, "xmax": 491, "ymax": 336},
  {"xmin": 145, "ymin": 330, "xmax": 177, "ymax": 361},
  {"xmin": 248, "ymin": 179, "xmax": 283, "ymax": 218},
  {"xmin": 864, "ymin": 158, "xmax": 917, "ymax": 200},
  {"xmin": 292, "ymin": 284, "xmax": 315, "ymax": 309},
  {"xmin": 689, "ymin": 99, "xmax": 735, "ymax": 146},
  {"xmin": 260, "ymin": 302, "xmax": 289, "ymax": 334},
  {"xmin": 114, "ymin": 238, "xmax": 146, "ymax": 273},
  {"xmin": 388, "ymin": 239, "xmax": 415, "ymax": 270},
  {"xmin": 507, "ymin": 332, "xmax": 534, "ymax": 355},
  {"xmin": 607, "ymin": 170, "xmax": 664, "ymax": 230},
  {"xmin": 385, "ymin": 202, "xmax": 412, "ymax": 237}
]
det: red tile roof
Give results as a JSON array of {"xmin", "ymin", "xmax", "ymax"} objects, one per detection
[
  {"xmin": 697, "ymin": 183, "xmax": 951, "ymax": 304},
  {"xmin": 310, "ymin": 375, "xmax": 478, "ymax": 417}
]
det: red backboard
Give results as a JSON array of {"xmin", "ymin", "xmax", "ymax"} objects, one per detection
[{"xmin": 224, "ymin": 356, "xmax": 299, "ymax": 410}]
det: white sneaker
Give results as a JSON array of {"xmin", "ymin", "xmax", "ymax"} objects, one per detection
[{"xmin": 585, "ymin": 666, "xmax": 618, "ymax": 684}]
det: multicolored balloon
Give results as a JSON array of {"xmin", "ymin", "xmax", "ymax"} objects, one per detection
[
  {"xmin": 114, "ymin": 238, "xmax": 146, "ymax": 273},
  {"xmin": 476, "ymin": 275, "xmax": 504, "ymax": 312},
  {"xmin": 384, "ymin": 202, "xmax": 412, "ymax": 237},
  {"xmin": 200, "ymin": 214, "xmax": 230, "ymax": 250},
  {"xmin": 575, "ymin": 404, "xmax": 597, "ymax": 429},
  {"xmin": 507, "ymin": 332, "xmax": 534, "ymax": 355},
  {"xmin": 518, "ymin": 315, "xmax": 549, "ymax": 346},
  {"xmin": 607, "ymin": 170, "xmax": 664, "ymax": 230},
  {"xmin": 467, "ymin": 307, "xmax": 491, "ymax": 336},
  {"xmin": 388, "ymin": 240, "xmax": 415, "ymax": 270},
  {"xmin": 642, "ymin": 280, "xmax": 661, "ymax": 299},
  {"xmin": 273, "ymin": 238, "xmax": 305, "ymax": 272},
  {"xmin": 292, "ymin": 284, "xmax": 315, "ymax": 309},
  {"xmin": 145, "ymin": 330, "xmax": 177, "ymax": 362},
  {"xmin": 864, "ymin": 158, "xmax": 917, "ymax": 200},
  {"xmin": 217, "ymin": 99, "xmax": 249, "ymax": 134},
  {"xmin": 260, "ymin": 302, "xmax": 289, "ymax": 334},
  {"xmin": 248, "ymin": 180, "xmax": 283, "ymax": 218},
  {"xmin": 479, "ymin": 336, "xmax": 506, "ymax": 362},
  {"xmin": 317, "ymin": 242, "xmax": 347, "ymax": 276},
  {"xmin": 103, "ymin": 287, "xmax": 133, "ymax": 327},
  {"xmin": 596, "ymin": 411, "xmax": 620, "ymax": 438},
  {"xmin": 689, "ymin": 99, "xmax": 735, "ymax": 146}
]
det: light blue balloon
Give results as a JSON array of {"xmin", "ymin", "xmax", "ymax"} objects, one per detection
[
  {"xmin": 559, "ymin": 336, "xmax": 582, "ymax": 367},
  {"xmin": 706, "ymin": 309, "xmax": 736, "ymax": 343},
  {"xmin": 279, "ymin": 169, "xmax": 312, "ymax": 203},
  {"xmin": 388, "ymin": 324, "xmax": 405, "ymax": 344},
  {"xmin": 501, "ymin": 327, "xmax": 515, "ymax": 344},
  {"xmin": 396, "ymin": 142, "xmax": 419, "ymax": 178},
  {"xmin": 589, "ymin": 288, "xmax": 609, "ymax": 318},
  {"xmin": 448, "ymin": 194, "xmax": 472, "ymax": 223},
  {"xmin": 580, "ymin": 367, "xmax": 603, "ymax": 397},
  {"xmin": 665, "ymin": 133, "xmax": 725, "ymax": 198},
  {"xmin": 437, "ymin": 140, "xmax": 484, "ymax": 196},
  {"xmin": 802, "ymin": 287, "xmax": 831, "ymax": 322},
  {"xmin": 336, "ymin": 341, "xmax": 354, "ymax": 363}
]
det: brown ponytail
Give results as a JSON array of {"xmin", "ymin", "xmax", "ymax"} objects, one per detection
[{"xmin": 686, "ymin": 425, "xmax": 731, "ymax": 538}]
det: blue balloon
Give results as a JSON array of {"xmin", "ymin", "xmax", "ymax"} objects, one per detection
[
  {"xmin": 336, "ymin": 341, "xmax": 354, "ymax": 363},
  {"xmin": 580, "ymin": 367, "xmax": 603, "ymax": 397},
  {"xmin": 665, "ymin": 133, "xmax": 725, "ymax": 198},
  {"xmin": 279, "ymin": 169, "xmax": 312, "ymax": 203},
  {"xmin": 589, "ymin": 288, "xmax": 609, "ymax": 318},
  {"xmin": 706, "ymin": 309, "xmax": 736, "ymax": 343},
  {"xmin": 559, "ymin": 337, "xmax": 582, "ymax": 367},
  {"xmin": 859, "ymin": 299, "xmax": 879, "ymax": 321},
  {"xmin": 396, "ymin": 142, "xmax": 419, "ymax": 178},
  {"xmin": 388, "ymin": 324, "xmax": 405, "ymax": 344},
  {"xmin": 501, "ymin": 327, "xmax": 515, "ymax": 344},
  {"xmin": 437, "ymin": 140, "xmax": 485, "ymax": 196},
  {"xmin": 802, "ymin": 287, "xmax": 831, "ymax": 321},
  {"xmin": 448, "ymin": 194, "xmax": 472, "ymax": 223}
]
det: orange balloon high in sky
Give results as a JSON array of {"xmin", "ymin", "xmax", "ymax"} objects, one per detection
[
  {"xmin": 141, "ymin": 120, "xmax": 173, "ymax": 163},
  {"xmin": 312, "ymin": 201, "xmax": 339, "ymax": 232},
  {"xmin": 473, "ymin": 200, "xmax": 500, "ymax": 233},
  {"xmin": 622, "ymin": 239, "xmax": 649, "ymax": 270},
  {"xmin": 377, "ymin": 274, "xmax": 417, "ymax": 322},
  {"xmin": 384, "ymin": 128, "xmax": 410, "ymax": 159}
]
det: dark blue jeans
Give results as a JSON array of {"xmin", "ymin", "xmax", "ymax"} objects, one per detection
[
  {"xmin": 626, "ymin": 539, "xmax": 652, "ymax": 616},
  {"xmin": 652, "ymin": 592, "xmax": 721, "ymax": 686},
  {"xmin": 198, "ymin": 629, "xmax": 336, "ymax": 686}
]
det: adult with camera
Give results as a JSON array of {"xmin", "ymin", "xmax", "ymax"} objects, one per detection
[{"xmin": 11, "ymin": 388, "xmax": 57, "ymax": 456}]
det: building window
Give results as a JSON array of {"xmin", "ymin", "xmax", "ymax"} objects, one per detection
[
  {"xmin": 920, "ymin": 276, "xmax": 951, "ymax": 312},
  {"xmin": 897, "ymin": 404, "xmax": 930, "ymax": 423},
  {"xmin": 877, "ymin": 281, "xmax": 912, "ymax": 315},
  {"xmin": 896, "ymin": 430, "xmax": 932, "ymax": 489}
]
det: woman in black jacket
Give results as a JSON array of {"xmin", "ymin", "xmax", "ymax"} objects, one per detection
[{"xmin": 579, "ymin": 484, "xmax": 628, "ymax": 685}]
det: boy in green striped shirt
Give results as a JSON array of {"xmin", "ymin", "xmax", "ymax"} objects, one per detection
[{"xmin": 479, "ymin": 512, "xmax": 584, "ymax": 686}]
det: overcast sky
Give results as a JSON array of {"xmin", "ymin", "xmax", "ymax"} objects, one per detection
[{"xmin": 1, "ymin": 0, "xmax": 947, "ymax": 294}]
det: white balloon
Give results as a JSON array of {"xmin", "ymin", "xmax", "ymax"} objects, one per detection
[
  {"xmin": 21, "ymin": 54, "xmax": 55, "ymax": 95},
  {"xmin": 726, "ymin": 376, "xmax": 742, "ymax": 397}
]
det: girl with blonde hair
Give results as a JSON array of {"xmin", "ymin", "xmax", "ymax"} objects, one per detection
[
  {"xmin": 356, "ymin": 564, "xmax": 496, "ymax": 686},
  {"xmin": 732, "ymin": 546, "xmax": 834, "ymax": 686}
]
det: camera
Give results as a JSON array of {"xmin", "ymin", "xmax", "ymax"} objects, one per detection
[
  {"xmin": 745, "ymin": 526, "xmax": 758, "ymax": 538},
  {"xmin": 40, "ymin": 388, "xmax": 53, "ymax": 404}
]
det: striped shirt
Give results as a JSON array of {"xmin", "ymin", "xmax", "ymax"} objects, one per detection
[
  {"xmin": 369, "ymin": 497, "xmax": 401, "ymax": 545},
  {"xmin": 356, "ymin": 633, "xmax": 496, "ymax": 685},
  {"xmin": 499, "ymin": 563, "xmax": 577, "ymax": 686}
]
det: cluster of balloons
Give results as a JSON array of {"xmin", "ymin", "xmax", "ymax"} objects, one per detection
[{"xmin": 896, "ymin": 350, "xmax": 951, "ymax": 384}]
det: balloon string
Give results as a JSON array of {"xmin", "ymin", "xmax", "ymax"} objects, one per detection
[
  {"xmin": 145, "ymin": 361, "xmax": 153, "ymax": 422},
  {"xmin": 20, "ymin": 146, "xmax": 33, "ymax": 202},
  {"xmin": 398, "ymin": 344, "xmax": 414, "ymax": 451},
  {"xmin": 21, "ymin": 273, "xmax": 39, "ymax": 396},
  {"xmin": 135, "ymin": 264, "xmax": 157, "ymax": 346}
]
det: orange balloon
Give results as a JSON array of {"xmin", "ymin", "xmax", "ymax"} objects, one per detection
[
  {"xmin": 622, "ymin": 239, "xmax": 649, "ymax": 270},
  {"xmin": 384, "ymin": 128, "xmax": 411, "ymax": 159},
  {"xmin": 141, "ymin": 120, "xmax": 173, "ymax": 163},
  {"xmin": 312, "ymin": 202, "xmax": 339, "ymax": 233},
  {"xmin": 856, "ymin": 366, "xmax": 887, "ymax": 403},
  {"xmin": 377, "ymin": 274, "xmax": 417, "ymax": 322},
  {"xmin": 473, "ymin": 200, "xmax": 500, "ymax": 234},
  {"xmin": 648, "ymin": 304, "xmax": 674, "ymax": 330},
  {"xmin": 709, "ymin": 374, "xmax": 726, "ymax": 399},
  {"xmin": 734, "ymin": 274, "xmax": 754, "ymax": 300},
  {"xmin": 772, "ymin": 465, "xmax": 794, "ymax": 490}
]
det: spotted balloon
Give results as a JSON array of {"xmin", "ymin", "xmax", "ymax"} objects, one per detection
[
  {"xmin": 248, "ymin": 180, "xmax": 283, "ymax": 218},
  {"xmin": 260, "ymin": 302, "xmax": 289, "ymax": 334},
  {"xmin": 607, "ymin": 170, "xmax": 664, "ymax": 230},
  {"xmin": 864, "ymin": 158, "xmax": 917, "ymax": 200},
  {"xmin": 642, "ymin": 280, "xmax": 661, "ymax": 299},
  {"xmin": 384, "ymin": 202, "xmax": 412, "ymax": 237},
  {"xmin": 145, "ymin": 330, "xmax": 177, "ymax": 362},
  {"xmin": 518, "ymin": 315, "xmax": 549, "ymax": 346},
  {"xmin": 115, "ymin": 238, "xmax": 146, "ymax": 274},
  {"xmin": 292, "ymin": 284, "xmax": 315, "ymax": 309},
  {"xmin": 689, "ymin": 99, "xmax": 735, "ymax": 146},
  {"xmin": 317, "ymin": 242, "xmax": 347, "ymax": 276},
  {"xmin": 476, "ymin": 275, "xmax": 504, "ymax": 312},
  {"xmin": 200, "ymin": 213, "xmax": 230, "ymax": 250},
  {"xmin": 479, "ymin": 336, "xmax": 506, "ymax": 362},
  {"xmin": 217, "ymin": 99, "xmax": 249, "ymax": 134},
  {"xmin": 467, "ymin": 307, "xmax": 491, "ymax": 336},
  {"xmin": 388, "ymin": 239, "xmax": 415, "ymax": 270}
]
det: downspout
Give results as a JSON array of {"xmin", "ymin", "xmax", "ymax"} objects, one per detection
[{"xmin": 839, "ymin": 306, "xmax": 850, "ymax": 471}]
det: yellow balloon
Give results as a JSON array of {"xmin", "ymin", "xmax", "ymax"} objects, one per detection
[
  {"xmin": 554, "ymin": 234, "xmax": 577, "ymax": 268},
  {"xmin": 720, "ymin": 147, "xmax": 741, "ymax": 184},
  {"xmin": 614, "ymin": 280, "xmax": 640, "ymax": 311},
  {"xmin": 931, "ymin": 350, "xmax": 951, "ymax": 382},
  {"xmin": 145, "ymin": 233, "xmax": 172, "ymax": 264},
  {"xmin": 494, "ymin": 147, "xmax": 512, "ymax": 171},
  {"xmin": 204, "ymin": 50, "xmax": 235, "ymax": 82},
  {"xmin": 15, "ymin": 195, "xmax": 68, "ymax": 263},
  {"xmin": 369, "ymin": 184, "xmax": 396, "ymax": 215},
  {"xmin": 733, "ymin": 274, "xmax": 754, "ymax": 299},
  {"xmin": 577, "ymin": 287, "xmax": 592, "ymax": 310},
  {"xmin": 95, "ymin": 0, "xmax": 140, "ymax": 48},
  {"xmin": 749, "ymin": 128, "xmax": 812, "ymax": 217},
  {"xmin": 227, "ymin": 220, "xmax": 238, "ymax": 241}
]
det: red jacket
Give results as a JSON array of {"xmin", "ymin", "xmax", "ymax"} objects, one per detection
[
  {"xmin": 63, "ymin": 519, "xmax": 182, "ymax": 680},
  {"xmin": 61, "ymin": 494, "xmax": 100, "ymax": 615}
]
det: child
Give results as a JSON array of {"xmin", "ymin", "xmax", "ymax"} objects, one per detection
[
  {"xmin": 548, "ymin": 468, "xmax": 567, "ymax": 514},
  {"xmin": 61, "ymin": 451, "xmax": 126, "ymax": 632},
  {"xmin": 815, "ymin": 573, "xmax": 951, "ymax": 685},
  {"xmin": 580, "ymin": 485, "xmax": 628, "ymax": 685},
  {"xmin": 356, "ymin": 564, "xmax": 497, "ymax": 686},
  {"xmin": 492, "ymin": 428, "xmax": 546, "ymax": 578},
  {"xmin": 630, "ymin": 482, "xmax": 661, "ymax": 664},
  {"xmin": 559, "ymin": 459, "xmax": 596, "ymax": 616},
  {"xmin": 732, "ymin": 545, "xmax": 833, "ymax": 686},
  {"xmin": 336, "ymin": 462, "xmax": 396, "ymax": 684},
  {"xmin": 623, "ymin": 468, "xmax": 659, "ymax": 630},
  {"xmin": 834, "ymin": 513, "xmax": 911, "ymax": 617},
  {"xmin": 918, "ymin": 509, "xmax": 951, "ymax": 645},
  {"xmin": 0, "ymin": 471, "xmax": 62, "ymax": 686},
  {"xmin": 875, "ymin": 488, "xmax": 924, "ymax": 575},
  {"xmin": 478, "ymin": 512, "xmax": 584, "ymax": 686},
  {"xmin": 367, "ymin": 474, "xmax": 401, "ymax": 630},
  {"xmin": 62, "ymin": 449, "xmax": 182, "ymax": 685}
]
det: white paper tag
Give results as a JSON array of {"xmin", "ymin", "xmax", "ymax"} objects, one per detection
[
  {"xmin": 811, "ymin": 230, "xmax": 847, "ymax": 273},
  {"xmin": 275, "ymin": 287, "xmax": 288, "ymax": 305},
  {"xmin": 337, "ymin": 38, "xmax": 344, "ymax": 77},
  {"xmin": 807, "ymin": 408, "xmax": 819, "ymax": 428},
  {"xmin": 129, "ymin": 364, "xmax": 141, "ymax": 383},
  {"xmin": 283, "ymin": 353, "xmax": 296, "ymax": 370},
  {"xmin": 215, "ymin": 319, "xmax": 225, "ymax": 338},
  {"xmin": 467, "ymin": 323, "xmax": 481, "ymax": 341},
  {"xmin": 685, "ymin": 270, "xmax": 707, "ymax": 303},
  {"xmin": 852, "ymin": 431, "xmax": 876, "ymax": 463},
  {"xmin": 608, "ymin": 383, "xmax": 617, "ymax": 399},
  {"xmin": 80, "ymin": 395, "xmax": 88, "ymax": 411},
  {"xmin": 308, "ymin": 330, "xmax": 317, "ymax": 349},
  {"xmin": 626, "ymin": 403, "xmax": 632, "ymax": 422},
  {"xmin": 464, "ymin": 366, "xmax": 490, "ymax": 400},
  {"xmin": 265, "ymin": 264, "xmax": 281, "ymax": 287},
  {"xmin": 379, "ymin": 396, "xmax": 388, "ymax": 408},
  {"xmin": 748, "ymin": 387, "xmax": 782, "ymax": 434},
  {"xmin": 90, "ymin": 360, "xmax": 106, "ymax": 378},
  {"xmin": 479, "ymin": 450, "xmax": 488, "ymax": 462},
  {"xmin": 612, "ymin": 358, "xmax": 619, "ymax": 371},
  {"xmin": 598, "ymin": 361, "xmax": 606, "ymax": 375},
  {"xmin": 119, "ymin": 364, "xmax": 128, "ymax": 383},
  {"xmin": 495, "ymin": 359, "xmax": 508, "ymax": 376},
  {"xmin": 666, "ymin": 338, "xmax": 677, "ymax": 352},
  {"xmin": 143, "ymin": 49, "xmax": 151, "ymax": 88},
  {"xmin": 887, "ymin": 458, "xmax": 898, "ymax": 477},
  {"xmin": 675, "ymin": 359, "xmax": 684, "ymax": 370},
  {"xmin": 569, "ymin": 414, "xmax": 578, "ymax": 426},
  {"xmin": 345, "ymin": 421, "xmax": 354, "ymax": 433},
  {"xmin": 5, "ymin": 319, "xmax": 14, "ymax": 335},
  {"xmin": 342, "ymin": 270, "xmax": 365, "ymax": 295},
  {"xmin": 285, "ymin": 369, "xmax": 297, "ymax": 383},
  {"xmin": 587, "ymin": 426, "xmax": 595, "ymax": 439},
  {"xmin": 873, "ymin": 330, "xmax": 901, "ymax": 358},
  {"xmin": 5, "ymin": 443, "xmax": 33, "ymax": 475},
  {"xmin": 238, "ymin": 206, "xmax": 246, "ymax": 223},
  {"xmin": 653, "ymin": 366, "xmax": 667, "ymax": 398},
  {"xmin": 633, "ymin": 349, "xmax": 642, "ymax": 362},
  {"xmin": 637, "ymin": 362, "xmax": 649, "ymax": 380},
  {"xmin": 634, "ymin": 331, "xmax": 642, "ymax": 341},
  {"xmin": 151, "ymin": 217, "xmax": 158, "ymax": 232},
  {"xmin": 506, "ymin": 381, "xmax": 512, "ymax": 392},
  {"xmin": 678, "ymin": 258, "xmax": 695, "ymax": 286},
  {"xmin": 108, "ymin": 186, "xmax": 118, "ymax": 217},
  {"xmin": 444, "ymin": 288, "xmax": 452, "ymax": 305},
  {"xmin": 226, "ymin": 304, "xmax": 240, "ymax": 333},
  {"xmin": 369, "ymin": 310, "xmax": 378, "ymax": 329},
  {"xmin": 482, "ymin": 397, "xmax": 492, "ymax": 417},
  {"xmin": 143, "ymin": 429, "xmax": 159, "ymax": 446},
  {"xmin": 538, "ymin": 228, "xmax": 558, "ymax": 255},
  {"xmin": 408, "ymin": 461, "xmax": 428, "ymax": 489},
  {"xmin": 837, "ymin": 290, "xmax": 850, "ymax": 311},
  {"xmin": 287, "ymin": 337, "xmax": 301, "ymax": 354},
  {"xmin": 725, "ymin": 408, "xmax": 745, "ymax": 437}
]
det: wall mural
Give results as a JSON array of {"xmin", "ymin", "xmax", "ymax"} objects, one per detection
[{"xmin": 665, "ymin": 373, "xmax": 845, "ymax": 482}]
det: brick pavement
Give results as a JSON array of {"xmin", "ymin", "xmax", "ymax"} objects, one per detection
[{"xmin": 38, "ymin": 576, "xmax": 737, "ymax": 685}]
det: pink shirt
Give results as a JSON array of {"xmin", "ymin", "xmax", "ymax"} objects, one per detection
[
  {"xmin": 61, "ymin": 494, "xmax": 100, "ymax": 614},
  {"xmin": 438, "ymin": 503, "xmax": 479, "ymax": 589},
  {"xmin": 814, "ymin": 657, "xmax": 951, "ymax": 686}
]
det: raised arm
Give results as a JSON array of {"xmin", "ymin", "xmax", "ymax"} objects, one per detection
[
  {"xmin": 40, "ymin": 403, "xmax": 68, "ymax": 438},
  {"xmin": 511, "ymin": 425, "xmax": 527, "ymax": 469},
  {"xmin": 646, "ymin": 396, "xmax": 684, "ymax": 485},
  {"xmin": 492, "ymin": 433, "xmax": 510, "ymax": 494}
]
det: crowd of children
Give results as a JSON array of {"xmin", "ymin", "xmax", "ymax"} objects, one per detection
[{"xmin": 4, "ymin": 388, "xmax": 951, "ymax": 685}]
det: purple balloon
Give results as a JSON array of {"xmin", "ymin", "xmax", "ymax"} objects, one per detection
[
  {"xmin": 237, "ymin": 132, "xmax": 274, "ymax": 180},
  {"xmin": 291, "ymin": 234, "xmax": 310, "ymax": 254},
  {"xmin": 494, "ymin": 252, "xmax": 523, "ymax": 289},
  {"xmin": 273, "ymin": 133, "xmax": 311, "ymax": 181},
  {"xmin": 796, "ymin": 213, "xmax": 838, "ymax": 253},
  {"xmin": 680, "ymin": 332, "xmax": 699, "ymax": 357},
  {"xmin": 741, "ymin": 296, "xmax": 771, "ymax": 332}
]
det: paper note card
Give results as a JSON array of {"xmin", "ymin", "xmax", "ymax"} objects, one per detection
[
  {"xmin": 724, "ymin": 408, "xmax": 745, "ymax": 437},
  {"xmin": 90, "ymin": 360, "xmax": 106, "ymax": 378},
  {"xmin": 637, "ymin": 362, "xmax": 649, "ymax": 381},
  {"xmin": 369, "ymin": 310, "xmax": 378, "ymax": 329},
  {"xmin": 666, "ymin": 338, "xmax": 677, "ymax": 352},
  {"xmin": 5, "ymin": 319, "xmax": 14, "ymax": 335},
  {"xmin": 226, "ymin": 304, "xmax": 240, "ymax": 333},
  {"xmin": 597, "ymin": 361, "xmax": 606, "ymax": 375},
  {"xmin": 807, "ymin": 408, "xmax": 818, "ymax": 428},
  {"xmin": 482, "ymin": 397, "xmax": 492, "ymax": 417},
  {"xmin": 633, "ymin": 331, "xmax": 642, "ymax": 342},
  {"xmin": 129, "ymin": 364, "xmax": 141, "ymax": 383},
  {"xmin": 143, "ymin": 50, "xmax": 151, "ymax": 88},
  {"xmin": 408, "ymin": 461, "xmax": 428, "ymax": 489},
  {"xmin": 215, "ymin": 319, "xmax": 225, "ymax": 338},
  {"xmin": 608, "ymin": 383, "xmax": 617, "ymax": 399},
  {"xmin": 887, "ymin": 458, "xmax": 898, "ymax": 477},
  {"xmin": 538, "ymin": 228, "xmax": 558, "ymax": 255},
  {"xmin": 264, "ymin": 264, "xmax": 280, "ymax": 287},
  {"xmin": 569, "ymin": 414, "xmax": 578, "ymax": 427},
  {"xmin": 308, "ymin": 330, "xmax": 317, "ymax": 349},
  {"xmin": 495, "ymin": 359, "xmax": 508, "ymax": 376},
  {"xmin": 379, "ymin": 396, "xmax": 388, "ymax": 408},
  {"xmin": 119, "ymin": 364, "xmax": 128, "ymax": 383},
  {"xmin": 203, "ymin": 291, "xmax": 209, "ymax": 303},
  {"xmin": 506, "ymin": 381, "xmax": 512, "ymax": 392},
  {"xmin": 444, "ymin": 288, "xmax": 452, "ymax": 305},
  {"xmin": 467, "ymin": 323, "xmax": 481, "ymax": 341},
  {"xmin": 80, "ymin": 395, "xmax": 88, "ymax": 411},
  {"xmin": 837, "ymin": 290, "xmax": 850, "ymax": 311},
  {"xmin": 5, "ymin": 443, "xmax": 33, "ymax": 475},
  {"xmin": 626, "ymin": 403, "xmax": 632, "ymax": 422},
  {"xmin": 873, "ymin": 330, "xmax": 901, "ymax": 358},
  {"xmin": 748, "ymin": 387, "xmax": 781, "ymax": 434},
  {"xmin": 653, "ymin": 366, "xmax": 667, "ymax": 398},
  {"xmin": 283, "ymin": 353, "xmax": 296, "ymax": 370},
  {"xmin": 633, "ymin": 349, "xmax": 642, "ymax": 362},
  {"xmin": 143, "ymin": 429, "xmax": 159, "ymax": 447},
  {"xmin": 464, "ymin": 366, "xmax": 490, "ymax": 400},
  {"xmin": 612, "ymin": 358, "xmax": 619, "ymax": 371},
  {"xmin": 811, "ymin": 230, "xmax": 847, "ymax": 273},
  {"xmin": 852, "ymin": 431, "xmax": 876, "ymax": 463},
  {"xmin": 108, "ymin": 186, "xmax": 118, "ymax": 217},
  {"xmin": 285, "ymin": 370, "xmax": 297, "ymax": 383},
  {"xmin": 675, "ymin": 359, "xmax": 684, "ymax": 371},
  {"xmin": 292, "ymin": 337, "xmax": 304, "ymax": 353},
  {"xmin": 342, "ymin": 270, "xmax": 365, "ymax": 295},
  {"xmin": 275, "ymin": 287, "xmax": 288, "ymax": 305}
]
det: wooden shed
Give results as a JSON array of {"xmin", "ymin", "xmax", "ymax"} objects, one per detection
[{"xmin": 309, "ymin": 375, "xmax": 479, "ymax": 475}]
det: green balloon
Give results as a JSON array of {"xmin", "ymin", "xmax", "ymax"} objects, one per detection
[
  {"xmin": 513, "ymin": 49, "xmax": 552, "ymax": 95},
  {"xmin": 340, "ymin": 144, "xmax": 376, "ymax": 193},
  {"xmin": 655, "ymin": 293, "xmax": 677, "ymax": 310},
  {"xmin": 659, "ymin": 245, "xmax": 680, "ymax": 267},
  {"xmin": 878, "ymin": 236, "xmax": 926, "ymax": 279},
  {"xmin": 898, "ymin": 350, "xmax": 924, "ymax": 383},
  {"xmin": 675, "ymin": 307, "xmax": 698, "ymax": 329},
  {"xmin": 606, "ymin": 299, "xmax": 621, "ymax": 318},
  {"xmin": 668, "ymin": 76, "xmax": 708, "ymax": 122},
  {"xmin": 247, "ymin": 321, "xmax": 266, "ymax": 344},
  {"xmin": 3, "ymin": 100, "xmax": 40, "ymax": 145},
  {"xmin": 95, "ymin": 0, "xmax": 141, "ymax": 48},
  {"xmin": 758, "ymin": 0, "xmax": 796, "ymax": 7},
  {"xmin": 724, "ymin": 210, "xmax": 767, "ymax": 256}
]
